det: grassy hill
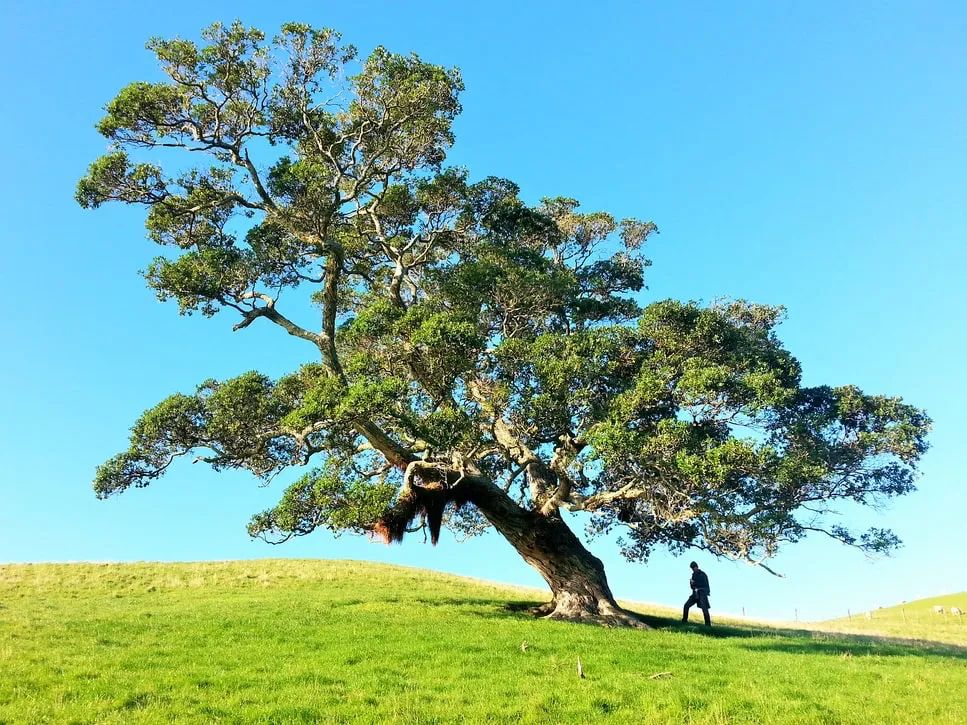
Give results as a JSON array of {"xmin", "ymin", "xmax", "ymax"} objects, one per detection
[
  {"xmin": 1, "ymin": 560, "xmax": 964, "ymax": 724},
  {"xmin": 819, "ymin": 592, "xmax": 967, "ymax": 643}
]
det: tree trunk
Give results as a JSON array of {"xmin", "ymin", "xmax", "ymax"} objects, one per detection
[{"xmin": 463, "ymin": 476, "xmax": 647, "ymax": 628}]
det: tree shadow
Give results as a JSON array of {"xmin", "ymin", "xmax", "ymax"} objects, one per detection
[
  {"xmin": 637, "ymin": 611, "xmax": 967, "ymax": 659},
  {"xmin": 415, "ymin": 596, "xmax": 525, "ymax": 608},
  {"xmin": 487, "ymin": 601, "xmax": 967, "ymax": 660}
]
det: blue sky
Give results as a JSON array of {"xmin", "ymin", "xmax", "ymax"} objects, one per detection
[{"xmin": 0, "ymin": 1, "xmax": 964, "ymax": 620}]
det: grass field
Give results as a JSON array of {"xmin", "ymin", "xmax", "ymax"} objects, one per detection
[
  {"xmin": 817, "ymin": 592, "xmax": 967, "ymax": 644},
  {"xmin": 1, "ymin": 560, "xmax": 964, "ymax": 724}
]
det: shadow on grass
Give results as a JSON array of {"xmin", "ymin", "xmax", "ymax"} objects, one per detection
[
  {"xmin": 415, "ymin": 596, "xmax": 525, "ymax": 608},
  {"xmin": 489, "ymin": 600, "xmax": 967, "ymax": 660}
]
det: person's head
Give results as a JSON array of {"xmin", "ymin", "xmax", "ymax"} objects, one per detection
[{"xmin": 689, "ymin": 561, "xmax": 699, "ymax": 570}]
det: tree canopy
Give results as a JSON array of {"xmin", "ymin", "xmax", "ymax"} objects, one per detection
[{"xmin": 78, "ymin": 21, "xmax": 930, "ymax": 622}]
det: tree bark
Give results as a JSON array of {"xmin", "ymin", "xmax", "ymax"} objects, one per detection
[{"xmin": 462, "ymin": 476, "xmax": 647, "ymax": 628}]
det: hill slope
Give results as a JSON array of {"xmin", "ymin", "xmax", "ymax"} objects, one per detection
[
  {"xmin": 820, "ymin": 591, "xmax": 967, "ymax": 643},
  {"xmin": 1, "ymin": 560, "xmax": 964, "ymax": 724}
]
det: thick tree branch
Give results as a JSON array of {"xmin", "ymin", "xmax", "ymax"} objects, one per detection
[
  {"xmin": 232, "ymin": 293, "xmax": 326, "ymax": 350},
  {"xmin": 468, "ymin": 381, "xmax": 558, "ymax": 508}
]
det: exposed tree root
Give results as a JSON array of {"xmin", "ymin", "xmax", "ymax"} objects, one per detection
[
  {"xmin": 529, "ymin": 601, "xmax": 557, "ymax": 617},
  {"xmin": 534, "ymin": 600, "xmax": 650, "ymax": 628}
]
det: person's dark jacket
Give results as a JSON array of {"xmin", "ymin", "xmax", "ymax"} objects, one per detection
[{"xmin": 690, "ymin": 569, "xmax": 710, "ymax": 594}]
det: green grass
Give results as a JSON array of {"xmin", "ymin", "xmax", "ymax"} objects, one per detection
[
  {"xmin": 818, "ymin": 591, "xmax": 967, "ymax": 644},
  {"xmin": 1, "ymin": 560, "xmax": 964, "ymax": 724}
]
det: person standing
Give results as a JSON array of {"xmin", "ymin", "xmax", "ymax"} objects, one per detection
[{"xmin": 683, "ymin": 561, "xmax": 711, "ymax": 626}]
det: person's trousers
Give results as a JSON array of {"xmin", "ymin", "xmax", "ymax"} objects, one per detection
[{"xmin": 683, "ymin": 589, "xmax": 711, "ymax": 625}]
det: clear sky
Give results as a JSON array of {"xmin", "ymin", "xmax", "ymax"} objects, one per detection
[{"xmin": 1, "ymin": 1, "xmax": 964, "ymax": 621}]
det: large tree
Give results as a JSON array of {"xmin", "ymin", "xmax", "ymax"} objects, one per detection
[{"xmin": 78, "ymin": 22, "xmax": 929, "ymax": 626}]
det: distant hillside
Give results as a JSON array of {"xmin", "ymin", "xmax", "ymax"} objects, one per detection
[
  {"xmin": 1, "ymin": 560, "xmax": 964, "ymax": 724},
  {"xmin": 820, "ymin": 592, "xmax": 967, "ymax": 644}
]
